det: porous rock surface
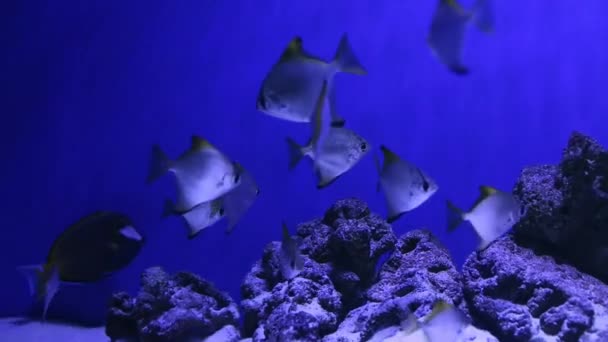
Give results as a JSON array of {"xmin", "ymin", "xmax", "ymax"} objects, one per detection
[
  {"xmin": 513, "ymin": 131, "xmax": 608, "ymax": 283},
  {"xmin": 463, "ymin": 235, "xmax": 608, "ymax": 342},
  {"xmin": 241, "ymin": 198, "xmax": 497, "ymax": 341},
  {"xmin": 105, "ymin": 266, "xmax": 241, "ymax": 342}
]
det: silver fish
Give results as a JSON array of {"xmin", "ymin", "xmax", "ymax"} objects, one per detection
[
  {"xmin": 427, "ymin": 0, "xmax": 494, "ymax": 75},
  {"xmin": 162, "ymin": 163, "xmax": 259, "ymax": 238},
  {"xmin": 286, "ymin": 80, "xmax": 370, "ymax": 188},
  {"xmin": 375, "ymin": 145, "xmax": 438, "ymax": 223},
  {"xmin": 279, "ymin": 222, "xmax": 304, "ymax": 280},
  {"xmin": 447, "ymin": 185, "xmax": 525, "ymax": 250},
  {"xmin": 256, "ymin": 33, "xmax": 367, "ymax": 127},
  {"xmin": 169, "ymin": 198, "xmax": 225, "ymax": 239},
  {"xmin": 147, "ymin": 136, "xmax": 242, "ymax": 213}
]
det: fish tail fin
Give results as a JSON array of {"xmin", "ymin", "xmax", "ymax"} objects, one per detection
[
  {"xmin": 472, "ymin": 0, "xmax": 494, "ymax": 33},
  {"xmin": 162, "ymin": 198, "xmax": 176, "ymax": 218},
  {"xmin": 446, "ymin": 200, "xmax": 465, "ymax": 232},
  {"xmin": 286, "ymin": 137, "xmax": 304, "ymax": 170},
  {"xmin": 332, "ymin": 33, "xmax": 367, "ymax": 75},
  {"xmin": 147, "ymin": 145, "xmax": 171, "ymax": 184},
  {"xmin": 17, "ymin": 264, "xmax": 60, "ymax": 322}
]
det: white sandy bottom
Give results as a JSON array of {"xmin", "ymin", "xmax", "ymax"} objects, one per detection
[{"xmin": 0, "ymin": 317, "xmax": 107, "ymax": 342}]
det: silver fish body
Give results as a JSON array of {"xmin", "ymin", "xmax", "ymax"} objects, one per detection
[
  {"xmin": 447, "ymin": 186, "xmax": 525, "ymax": 250},
  {"xmin": 147, "ymin": 136, "xmax": 242, "ymax": 214},
  {"xmin": 257, "ymin": 34, "xmax": 367, "ymax": 126},
  {"xmin": 376, "ymin": 145, "xmax": 438, "ymax": 223}
]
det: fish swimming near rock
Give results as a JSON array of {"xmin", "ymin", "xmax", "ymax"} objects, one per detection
[
  {"xmin": 256, "ymin": 33, "xmax": 367, "ymax": 127},
  {"xmin": 287, "ymin": 80, "xmax": 370, "ymax": 189},
  {"xmin": 279, "ymin": 222, "xmax": 304, "ymax": 280},
  {"xmin": 427, "ymin": 0, "xmax": 494, "ymax": 74},
  {"xmin": 384, "ymin": 300, "xmax": 468, "ymax": 341},
  {"xmin": 17, "ymin": 211, "xmax": 144, "ymax": 321},
  {"xmin": 446, "ymin": 185, "xmax": 525, "ymax": 250},
  {"xmin": 147, "ymin": 136, "xmax": 242, "ymax": 214},
  {"xmin": 163, "ymin": 163, "xmax": 260, "ymax": 238},
  {"xmin": 374, "ymin": 145, "xmax": 438, "ymax": 223}
]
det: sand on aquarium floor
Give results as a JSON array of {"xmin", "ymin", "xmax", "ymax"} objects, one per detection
[{"xmin": 0, "ymin": 317, "xmax": 108, "ymax": 342}]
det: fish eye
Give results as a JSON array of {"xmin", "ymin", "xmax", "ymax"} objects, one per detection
[
  {"xmin": 360, "ymin": 142, "xmax": 367, "ymax": 151},
  {"xmin": 422, "ymin": 180, "xmax": 430, "ymax": 192},
  {"xmin": 219, "ymin": 207, "xmax": 225, "ymax": 215},
  {"xmin": 234, "ymin": 173, "xmax": 240, "ymax": 183}
]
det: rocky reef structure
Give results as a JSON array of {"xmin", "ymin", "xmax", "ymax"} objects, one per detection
[
  {"xmin": 240, "ymin": 198, "xmax": 497, "ymax": 341},
  {"xmin": 513, "ymin": 131, "xmax": 608, "ymax": 283},
  {"xmin": 105, "ymin": 266, "xmax": 241, "ymax": 342},
  {"xmin": 463, "ymin": 235, "xmax": 608, "ymax": 342},
  {"xmin": 105, "ymin": 131, "xmax": 608, "ymax": 342}
]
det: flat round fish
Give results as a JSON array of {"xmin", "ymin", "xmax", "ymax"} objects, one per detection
[
  {"xmin": 172, "ymin": 148, "xmax": 240, "ymax": 212},
  {"xmin": 314, "ymin": 127, "xmax": 368, "ymax": 186},
  {"xmin": 47, "ymin": 211, "xmax": 144, "ymax": 283},
  {"xmin": 259, "ymin": 60, "xmax": 335, "ymax": 123}
]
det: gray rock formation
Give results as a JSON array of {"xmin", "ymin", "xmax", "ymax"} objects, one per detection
[
  {"xmin": 463, "ymin": 235, "xmax": 608, "ymax": 342},
  {"xmin": 241, "ymin": 198, "xmax": 497, "ymax": 341},
  {"xmin": 105, "ymin": 266, "xmax": 241, "ymax": 342},
  {"xmin": 514, "ymin": 131, "xmax": 608, "ymax": 283}
]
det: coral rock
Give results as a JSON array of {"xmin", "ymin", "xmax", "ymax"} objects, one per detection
[
  {"xmin": 106, "ymin": 266, "xmax": 240, "ymax": 342},
  {"xmin": 462, "ymin": 235, "xmax": 608, "ymax": 342},
  {"xmin": 514, "ymin": 131, "xmax": 608, "ymax": 282}
]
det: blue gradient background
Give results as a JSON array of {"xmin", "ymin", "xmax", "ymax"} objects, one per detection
[{"xmin": 2, "ymin": 0, "xmax": 607, "ymax": 325}]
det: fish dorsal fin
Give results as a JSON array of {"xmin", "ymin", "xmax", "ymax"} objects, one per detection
[
  {"xmin": 443, "ymin": 0, "xmax": 471, "ymax": 17},
  {"xmin": 279, "ymin": 36, "xmax": 305, "ymax": 63},
  {"xmin": 423, "ymin": 300, "xmax": 452, "ymax": 324},
  {"xmin": 380, "ymin": 145, "xmax": 400, "ymax": 166},
  {"xmin": 191, "ymin": 135, "xmax": 212, "ymax": 151},
  {"xmin": 471, "ymin": 185, "xmax": 498, "ymax": 210}
]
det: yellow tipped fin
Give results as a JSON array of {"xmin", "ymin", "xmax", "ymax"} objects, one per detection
[
  {"xmin": 190, "ymin": 135, "xmax": 212, "ymax": 151},
  {"xmin": 279, "ymin": 37, "xmax": 305, "ymax": 63},
  {"xmin": 470, "ymin": 185, "xmax": 498, "ymax": 210},
  {"xmin": 445, "ymin": 0, "xmax": 471, "ymax": 17},
  {"xmin": 423, "ymin": 300, "xmax": 453, "ymax": 324},
  {"xmin": 380, "ymin": 145, "xmax": 401, "ymax": 165}
]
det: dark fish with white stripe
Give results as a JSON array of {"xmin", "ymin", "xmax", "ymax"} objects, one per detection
[{"xmin": 17, "ymin": 211, "xmax": 144, "ymax": 321}]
